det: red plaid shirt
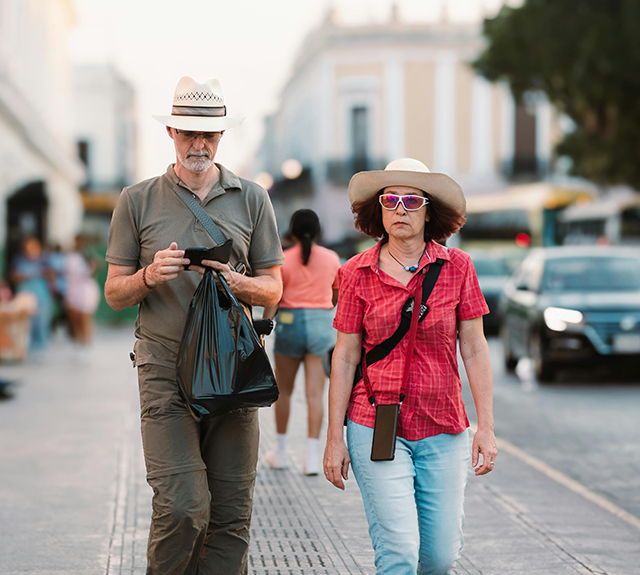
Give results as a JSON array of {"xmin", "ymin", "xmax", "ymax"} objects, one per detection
[{"xmin": 333, "ymin": 240, "xmax": 488, "ymax": 440}]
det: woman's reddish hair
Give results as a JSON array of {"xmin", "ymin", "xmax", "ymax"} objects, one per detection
[{"xmin": 351, "ymin": 190, "xmax": 466, "ymax": 242}]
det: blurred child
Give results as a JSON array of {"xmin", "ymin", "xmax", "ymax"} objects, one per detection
[{"xmin": 65, "ymin": 235, "xmax": 100, "ymax": 361}]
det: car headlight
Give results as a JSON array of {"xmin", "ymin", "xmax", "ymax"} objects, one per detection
[{"xmin": 543, "ymin": 307, "xmax": 584, "ymax": 332}]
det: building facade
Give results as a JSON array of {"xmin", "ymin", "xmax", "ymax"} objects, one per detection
[
  {"xmin": 256, "ymin": 8, "xmax": 559, "ymax": 242},
  {"xmin": 72, "ymin": 64, "xmax": 138, "ymax": 243},
  {"xmin": 0, "ymin": 0, "xmax": 85, "ymax": 275}
]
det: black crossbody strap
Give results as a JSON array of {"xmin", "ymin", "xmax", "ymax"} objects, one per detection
[
  {"xmin": 173, "ymin": 185, "xmax": 227, "ymax": 246},
  {"xmin": 355, "ymin": 258, "xmax": 445, "ymax": 382}
]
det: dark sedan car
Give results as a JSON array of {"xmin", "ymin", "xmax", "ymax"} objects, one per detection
[
  {"xmin": 468, "ymin": 252, "xmax": 513, "ymax": 334},
  {"xmin": 500, "ymin": 246, "xmax": 640, "ymax": 381}
]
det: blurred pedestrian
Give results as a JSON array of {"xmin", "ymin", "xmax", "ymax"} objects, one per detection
[
  {"xmin": 10, "ymin": 236, "xmax": 53, "ymax": 358},
  {"xmin": 46, "ymin": 243, "xmax": 68, "ymax": 332},
  {"xmin": 323, "ymin": 159, "xmax": 497, "ymax": 575},
  {"xmin": 104, "ymin": 76, "xmax": 283, "ymax": 575},
  {"xmin": 0, "ymin": 278, "xmax": 37, "ymax": 363},
  {"xmin": 263, "ymin": 210, "xmax": 341, "ymax": 475},
  {"xmin": 65, "ymin": 235, "xmax": 100, "ymax": 361}
]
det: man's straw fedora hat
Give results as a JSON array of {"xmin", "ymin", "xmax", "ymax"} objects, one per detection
[
  {"xmin": 348, "ymin": 158, "xmax": 466, "ymax": 215},
  {"xmin": 153, "ymin": 76, "xmax": 244, "ymax": 131}
]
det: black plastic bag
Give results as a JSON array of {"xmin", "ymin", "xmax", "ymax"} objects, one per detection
[{"xmin": 176, "ymin": 268, "xmax": 279, "ymax": 420}]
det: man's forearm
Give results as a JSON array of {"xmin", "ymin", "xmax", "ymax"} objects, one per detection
[
  {"xmin": 232, "ymin": 274, "xmax": 282, "ymax": 308},
  {"xmin": 105, "ymin": 269, "xmax": 151, "ymax": 311}
]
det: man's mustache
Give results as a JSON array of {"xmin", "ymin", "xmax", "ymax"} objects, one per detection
[{"xmin": 187, "ymin": 151, "xmax": 211, "ymax": 159}]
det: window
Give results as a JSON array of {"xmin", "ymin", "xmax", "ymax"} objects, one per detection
[
  {"xmin": 513, "ymin": 104, "xmax": 537, "ymax": 175},
  {"xmin": 77, "ymin": 140, "xmax": 89, "ymax": 166},
  {"xmin": 621, "ymin": 206, "xmax": 640, "ymax": 240},
  {"xmin": 351, "ymin": 106, "xmax": 369, "ymax": 172},
  {"xmin": 77, "ymin": 140, "xmax": 91, "ymax": 189},
  {"xmin": 543, "ymin": 257, "xmax": 640, "ymax": 292}
]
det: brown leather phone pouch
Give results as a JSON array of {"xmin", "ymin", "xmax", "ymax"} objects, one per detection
[{"xmin": 371, "ymin": 403, "xmax": 400, "ymax": 461}]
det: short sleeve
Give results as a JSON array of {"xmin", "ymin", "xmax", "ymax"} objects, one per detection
[
  {"xmin": 248, "ymin": 190, "xmax": 285, "ymax": 270},
  {"xmin": 106, "ymin": 189, "xmax": 140, "ymax": 267},
  {"xmin": 457, "ymin": 257, "xmax": 490, "ymax": 321},
  {"xmin": 333, "ymin": 264, "xmax": 364, "ymax": 333},
  {"xmin": 331, "ymin": 252, "xmax": 341, "ymax": 289}
]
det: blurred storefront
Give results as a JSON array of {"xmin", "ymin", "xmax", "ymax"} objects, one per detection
[
  {"xmin": 72, "ymin": 64, "xmax": 138, "ymax": 244},
  {"xmin": 0, "ymin": 0, "xmax": 85, "ymax": 276},
  {"xmin": 255, "ymin": 6, "xmax": 561, "ymax": 244},
  {"xmin": 71, "ymin": 64, "xmax": 138, "ymax": 324}
]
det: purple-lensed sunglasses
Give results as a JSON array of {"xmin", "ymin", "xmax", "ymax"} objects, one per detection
[{"xmin": 379, "ymin": 194, "xmax": 429, "ymax": 211}]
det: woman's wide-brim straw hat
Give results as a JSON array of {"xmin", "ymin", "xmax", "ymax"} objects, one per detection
[
  {"xmin": 153, "ymin": 76, "xmax": 244, "ymax": 131},
  {"xmin": 348, "ymin": 158, "xmax": 466, "ymax": 215}
]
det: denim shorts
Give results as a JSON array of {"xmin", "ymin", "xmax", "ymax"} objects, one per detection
[{"xmin": 274, "ymin": 308, "xmax": 336, "ymax": 358}]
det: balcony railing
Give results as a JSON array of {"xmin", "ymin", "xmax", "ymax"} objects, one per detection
[{"xmin": 326, "ymin": 157, "xmax": 388, "ymax": 186}]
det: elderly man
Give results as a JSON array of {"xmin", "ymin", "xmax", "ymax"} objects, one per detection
[{"xmin": 105, "ymin": 77, "xmax": 283, "ymax": 575}]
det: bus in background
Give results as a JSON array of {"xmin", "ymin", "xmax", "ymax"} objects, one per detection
[
  {"xmin": 459, "ymin": 182, "xmax": 594, "ymax": 258},
  {"xmin": 558, "ymin": 194, "xmax": 640, "ymax": 246}
]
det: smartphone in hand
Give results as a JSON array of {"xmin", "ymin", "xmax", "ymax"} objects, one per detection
[{"xmin": 184, "ymin": 239, "xmax": 233, "ymax": 269}]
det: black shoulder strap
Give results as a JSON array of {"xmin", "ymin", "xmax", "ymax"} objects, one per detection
[
  {"xmin": 354, "ymin": 258, "xmax": 445, "ymax": 382},
  {"xmin": 172, "ymin": 185, "xmax": 228, "ymax": 246}
]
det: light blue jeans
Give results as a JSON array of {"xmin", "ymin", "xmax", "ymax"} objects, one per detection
[{"xmin": 347, "ymin": 421, "xmax": 470, "ymax": 575}]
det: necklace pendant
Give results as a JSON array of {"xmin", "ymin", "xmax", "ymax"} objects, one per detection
[{"xmin": 388, "ymin": 246, "xmax": 425, "ymax": 274}]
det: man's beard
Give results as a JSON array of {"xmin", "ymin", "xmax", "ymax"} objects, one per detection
[{"xmin": 178, "ymin": 150, "xmax": 213, "ymax": 173}]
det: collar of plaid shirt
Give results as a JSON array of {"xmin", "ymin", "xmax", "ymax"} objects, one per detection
[{"xmin": 355, "ymin": 239, "xmax": 451, "ymax": 272}]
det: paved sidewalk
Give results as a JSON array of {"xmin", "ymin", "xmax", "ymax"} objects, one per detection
[{"xmin": 1, "ymin": 327, "xmax": 639, "ymax": 575}]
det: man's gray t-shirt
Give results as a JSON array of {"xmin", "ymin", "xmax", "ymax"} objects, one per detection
[{"xmin": 106, "ymin": 164, "xmax": 284, "ymax": 368}]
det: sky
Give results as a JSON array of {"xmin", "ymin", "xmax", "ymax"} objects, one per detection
[{"xmin": 69, "ymin": 0, "xmax": 506, "ymax": 182}]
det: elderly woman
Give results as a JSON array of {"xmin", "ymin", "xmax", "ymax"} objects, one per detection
[{"xmin": 323, "ymin": 158, "xmax": 497, "ymax": 575}]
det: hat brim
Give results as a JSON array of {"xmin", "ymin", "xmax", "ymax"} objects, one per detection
[
  {"xmin": 152, "ymin": 115, "xmax": 245, "ymax": 131},
  {"xmin": 348, "ymin": 170, "xmax": 466, "ymax": 215}
]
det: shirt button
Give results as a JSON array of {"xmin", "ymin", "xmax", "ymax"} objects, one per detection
[{"xmin": 411, "ymin": 383, "xmax": 417, "ymax": 388}]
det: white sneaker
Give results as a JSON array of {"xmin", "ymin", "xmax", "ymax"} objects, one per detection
[
  {"xmin": 303, "ymin": 457, "xmax": 320, "ymax": 476},
  {"xmin": 264, "ymin": 450, "xmax": 289, "ymax": 470}
]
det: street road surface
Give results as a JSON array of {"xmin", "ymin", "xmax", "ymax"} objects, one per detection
[{"xmin": 462, "ymin": 338, "xmax": 640, "ymax": 520}]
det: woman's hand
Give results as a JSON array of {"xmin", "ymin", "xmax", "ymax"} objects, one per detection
[
  {"xmin": 459, "ymin": 317, "xmax": 497, "ymax": 476},
  {"xmin": 323, "ymin": 436, "xmax": 351, "ymax": 490},
  {"xmin": 472, "ymin": 426, "xmax": 497, "ymax": 476},
  {"xmin": 324, "ymin": 331, "xmax": 362, "ymax": 490}
]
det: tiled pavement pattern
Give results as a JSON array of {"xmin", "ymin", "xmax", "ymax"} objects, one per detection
[
  {"xmin": 107, "ymin": 328, "xmax": 640, "ymax": 575},
  {"xmin": 252, "ymin": 418, "xmax": 374, "ymax": 575},
  {"xmin": 250, "ymin": 469, "xmax": 364, "ymax": 575},
  {"xmin": 1, "ymin": 327, "xmax": 639, "ymax": 574}
]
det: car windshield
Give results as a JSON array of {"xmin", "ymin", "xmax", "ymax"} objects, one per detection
[
  {"xmin": 543, "ymin": 257, "xmax": 640, "ymax": 292},
  {"xmin": 472, "ymin": 258, "xmax": 510, "ymax": 276}
]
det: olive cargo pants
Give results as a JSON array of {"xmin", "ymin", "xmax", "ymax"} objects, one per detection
[{"xmin": 138, "ymin": 364, "xmax": 260, "ymax": 575}]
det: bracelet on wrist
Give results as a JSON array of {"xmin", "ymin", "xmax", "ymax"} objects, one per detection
[{"xmin": 142, "ymin": 266, "xmax": 155, "ymax": 290}]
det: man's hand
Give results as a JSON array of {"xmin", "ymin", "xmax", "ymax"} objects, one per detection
[
  {"xmin": 146, "ymin": 242, "xmax": 190, "ymax": 287},
  {"xmin": 188, "ymin": 259, "xmax": 282, "ymax": 308},
  {"xmin": 188, "ymin": 259, "xmax": 240, "ymax": 287}
]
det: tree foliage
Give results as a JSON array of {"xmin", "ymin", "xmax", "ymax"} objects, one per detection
[{"xmin": 473, "ymin": 0, "xmax": 640, "ymax": 188}]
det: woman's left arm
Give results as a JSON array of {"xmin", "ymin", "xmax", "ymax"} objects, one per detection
[{"xmin": 458, "ymin": 316, "xmax": 497, "ymax": 476}]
